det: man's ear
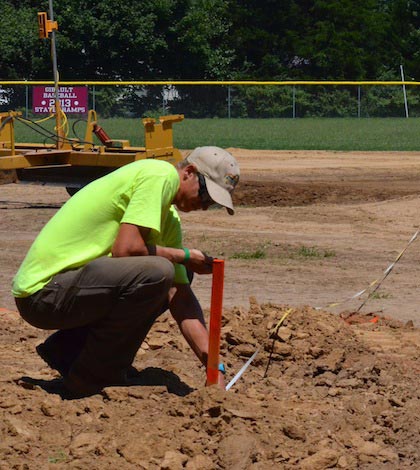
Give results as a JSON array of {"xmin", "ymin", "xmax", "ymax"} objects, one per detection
[{"xmin": 184, "ymin": 164, "xmax": 198, "ymax": 180}]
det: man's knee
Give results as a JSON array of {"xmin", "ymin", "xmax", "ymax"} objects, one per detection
[
  {"xmin": 81, "ymin": 256, "xmax": 174, "ymax": 287},
  {"xmin": 149, "ymin": 256, "xmax": 175, "ymax": 288},
  {"xmin": 122, "ymin": 256, "xmax": 174, "ymax": 303}
]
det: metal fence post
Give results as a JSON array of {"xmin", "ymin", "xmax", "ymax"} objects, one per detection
[
  {"xmin": 25, "ymin": 84, "xmax": 29, "ymax": 118},
  {"xmin": 400, "ymin": 64, "xmax": 409, "ymax": 118},
  {"xmin": 162, "ymin": 86, "xmax": 166, "ymax": 115},
  {"xmin": 292, "ymin": 85, "xmax": 296, "ymax": 118},
  {"xmin": 358, "ymin": 86, "xmax": 361, "ymax": 118},
  {"xmin": 227, "ymin": 86, "xmax": 231, "ymax": 119}
]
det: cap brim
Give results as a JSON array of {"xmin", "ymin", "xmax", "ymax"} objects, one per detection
[{"xmin": 204, "ymin": 176, "xmax": 235, "ymax": 215}]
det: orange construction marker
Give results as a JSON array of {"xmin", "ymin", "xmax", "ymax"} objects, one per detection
[{"xmin": 206, "ymin": 259, "xmax": 225, "ymax": 386}]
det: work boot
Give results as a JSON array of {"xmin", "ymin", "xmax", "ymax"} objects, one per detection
[{"xmin": 36, "ymin": 328, "xmax": 89, "ymax": 377}]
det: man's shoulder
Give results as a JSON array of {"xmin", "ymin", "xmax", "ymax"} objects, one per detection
[
  {"xmin": 131, "ymin": 158, "xmax": 175, "ymax": 171},
  {"xmin": 125, "ymin": 159, "xmax": 178, "ymax": 181}
]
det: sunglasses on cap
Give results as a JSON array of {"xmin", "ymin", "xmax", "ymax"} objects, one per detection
[{"xmin": 198, "ymin": 173, "xmax": 218, "ymax": 208}]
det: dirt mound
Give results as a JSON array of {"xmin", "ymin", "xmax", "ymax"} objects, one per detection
[
  {"xmin": 1, "ymin": 300, "xmax": 418, "ymax": 469},
  {"xmin": 233, "ymin": 177, "xmax": 420, "ymax": 207}
]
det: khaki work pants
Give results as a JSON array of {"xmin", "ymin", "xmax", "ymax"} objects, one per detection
[{"xmin": 15, "ymin": 256, "xmax": 174, "ymax": 395}]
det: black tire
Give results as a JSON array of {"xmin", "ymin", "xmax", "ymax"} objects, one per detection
[{"xmin": 66, "ymin": 187, "xmax": 80, "ymax": 197}]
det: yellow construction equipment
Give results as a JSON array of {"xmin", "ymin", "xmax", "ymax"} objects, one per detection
[{"xmin": 0, "ymin": 111, "xmax": 184, "ymax": 192}]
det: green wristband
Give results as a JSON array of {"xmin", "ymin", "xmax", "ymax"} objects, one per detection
[{"xmin": 182, "ymin": 247, "xmax": 190, "ymax": 263}]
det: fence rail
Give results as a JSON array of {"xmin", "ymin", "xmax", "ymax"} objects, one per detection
[{"xmin": 1, "ymin": 81, "xmax": 420, "ymax": 85}]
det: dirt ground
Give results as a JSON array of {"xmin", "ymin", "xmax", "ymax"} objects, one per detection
[{"xmin": 0, "ymin": 149, "xmax": 419, "ymax": 469}]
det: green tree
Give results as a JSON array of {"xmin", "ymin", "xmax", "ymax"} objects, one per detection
[
  {"xmin": 296, "ymin": 0, "xmax": 390, "ymax": 79},
  {"xmin": 226, "ymin": 0, "xmax": 418, "ymax": 81},
  {"xmin": 384, "ymin": 0, "xmax": 420, "ymax": 79},
  {"xmin": 227, "ymin": 0, "xmax": 300, "ymax": 79},
  {"xmin": 168, "ymin": 0, "xmax": 234, "ymax": 79},
  {"xmin": 0, "ymin": 2, "xmax": 45, "ymax": 79}
]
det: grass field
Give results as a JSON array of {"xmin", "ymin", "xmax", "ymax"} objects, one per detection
[{"xmin": 13, "ymin": 116, "xmax": 420, "ymax": 151}]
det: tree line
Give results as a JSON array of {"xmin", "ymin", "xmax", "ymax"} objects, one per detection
[{"xmin": 1, "ymin": 0, "xmax": 419, "ymax": 117}]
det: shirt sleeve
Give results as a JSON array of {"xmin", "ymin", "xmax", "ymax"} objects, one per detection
[{"xmin": 121, "ymin": 169, "xmax": 175, "ymax": 235}]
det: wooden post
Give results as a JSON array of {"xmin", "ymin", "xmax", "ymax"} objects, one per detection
[{"xmin": 206, "ymin": 259, "xmax": 225, "ymax": 385}]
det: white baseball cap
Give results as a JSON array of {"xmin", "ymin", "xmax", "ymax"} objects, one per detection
[{"xmin": 186, "ymin": 146, "xmax": 240, "ymax": 215}]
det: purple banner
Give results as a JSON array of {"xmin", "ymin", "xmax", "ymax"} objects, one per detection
[{"xmin": 33, "ymin": 86, "xmax": 88, "ymax": 114}]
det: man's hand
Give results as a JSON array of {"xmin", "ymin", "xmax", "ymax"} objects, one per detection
[{"xmin": 186, "ymin": 249, "xmax": 214, "ymax": 274}]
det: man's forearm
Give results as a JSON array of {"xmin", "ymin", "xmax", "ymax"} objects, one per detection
[
  {"xmin": 169, "ymin": 284, "xmax": 208, "ymax": 366},
  {"xmin": 149, "ymin": 245, "xmax": 186, "ymax": 264},
  {"xmin": 177, "ymin": 317, "xmax": 209, "ymax": 367},
  {"xmin": 112, "ymin": 224, "xmax": 186, "ymax": 262},
  {"xmin": 178, "ymin": 315, "xmax": 226, "ymax": 389}
]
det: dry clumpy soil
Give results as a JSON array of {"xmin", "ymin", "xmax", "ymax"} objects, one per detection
[
  {"xmin": 0, "ymin": 300, "xmax": 419, "ymax": 469},
  {"xmin": 1, "ymin": 150, "xmax": 420, "ymax": 468}
]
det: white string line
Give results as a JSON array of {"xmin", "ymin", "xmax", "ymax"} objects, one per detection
[{"xmin": 316, "ymin": 230, "xmax": 419, "ymax": 311}]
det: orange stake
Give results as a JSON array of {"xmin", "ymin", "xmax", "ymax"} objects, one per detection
[{"xmin": 206, "ymin": 259, "xmax": 225, "ymax": 385}]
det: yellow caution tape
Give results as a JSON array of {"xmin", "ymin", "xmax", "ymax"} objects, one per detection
[{"xmin": 269, "ymin": 308, "xmax": 293, "ymax": 337}]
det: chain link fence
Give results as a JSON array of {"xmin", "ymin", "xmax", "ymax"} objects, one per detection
[{"xmin": 1, "ymin": 82, "xmax": 419, "ymax": 119}]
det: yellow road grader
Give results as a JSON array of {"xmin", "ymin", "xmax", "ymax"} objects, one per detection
[{"xmin": 0, "ymin": 110, "xmax": 184, "ymax": 194}]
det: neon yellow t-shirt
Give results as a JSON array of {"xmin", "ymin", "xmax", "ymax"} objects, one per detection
[{"xmin": 12, "ymin": 159, "xmax": 188, "ymax": 297}]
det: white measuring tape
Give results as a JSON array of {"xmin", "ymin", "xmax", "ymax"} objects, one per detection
[{"xmin": 226, "ymin": 348, "xmax": 260, "ymax": 391}]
